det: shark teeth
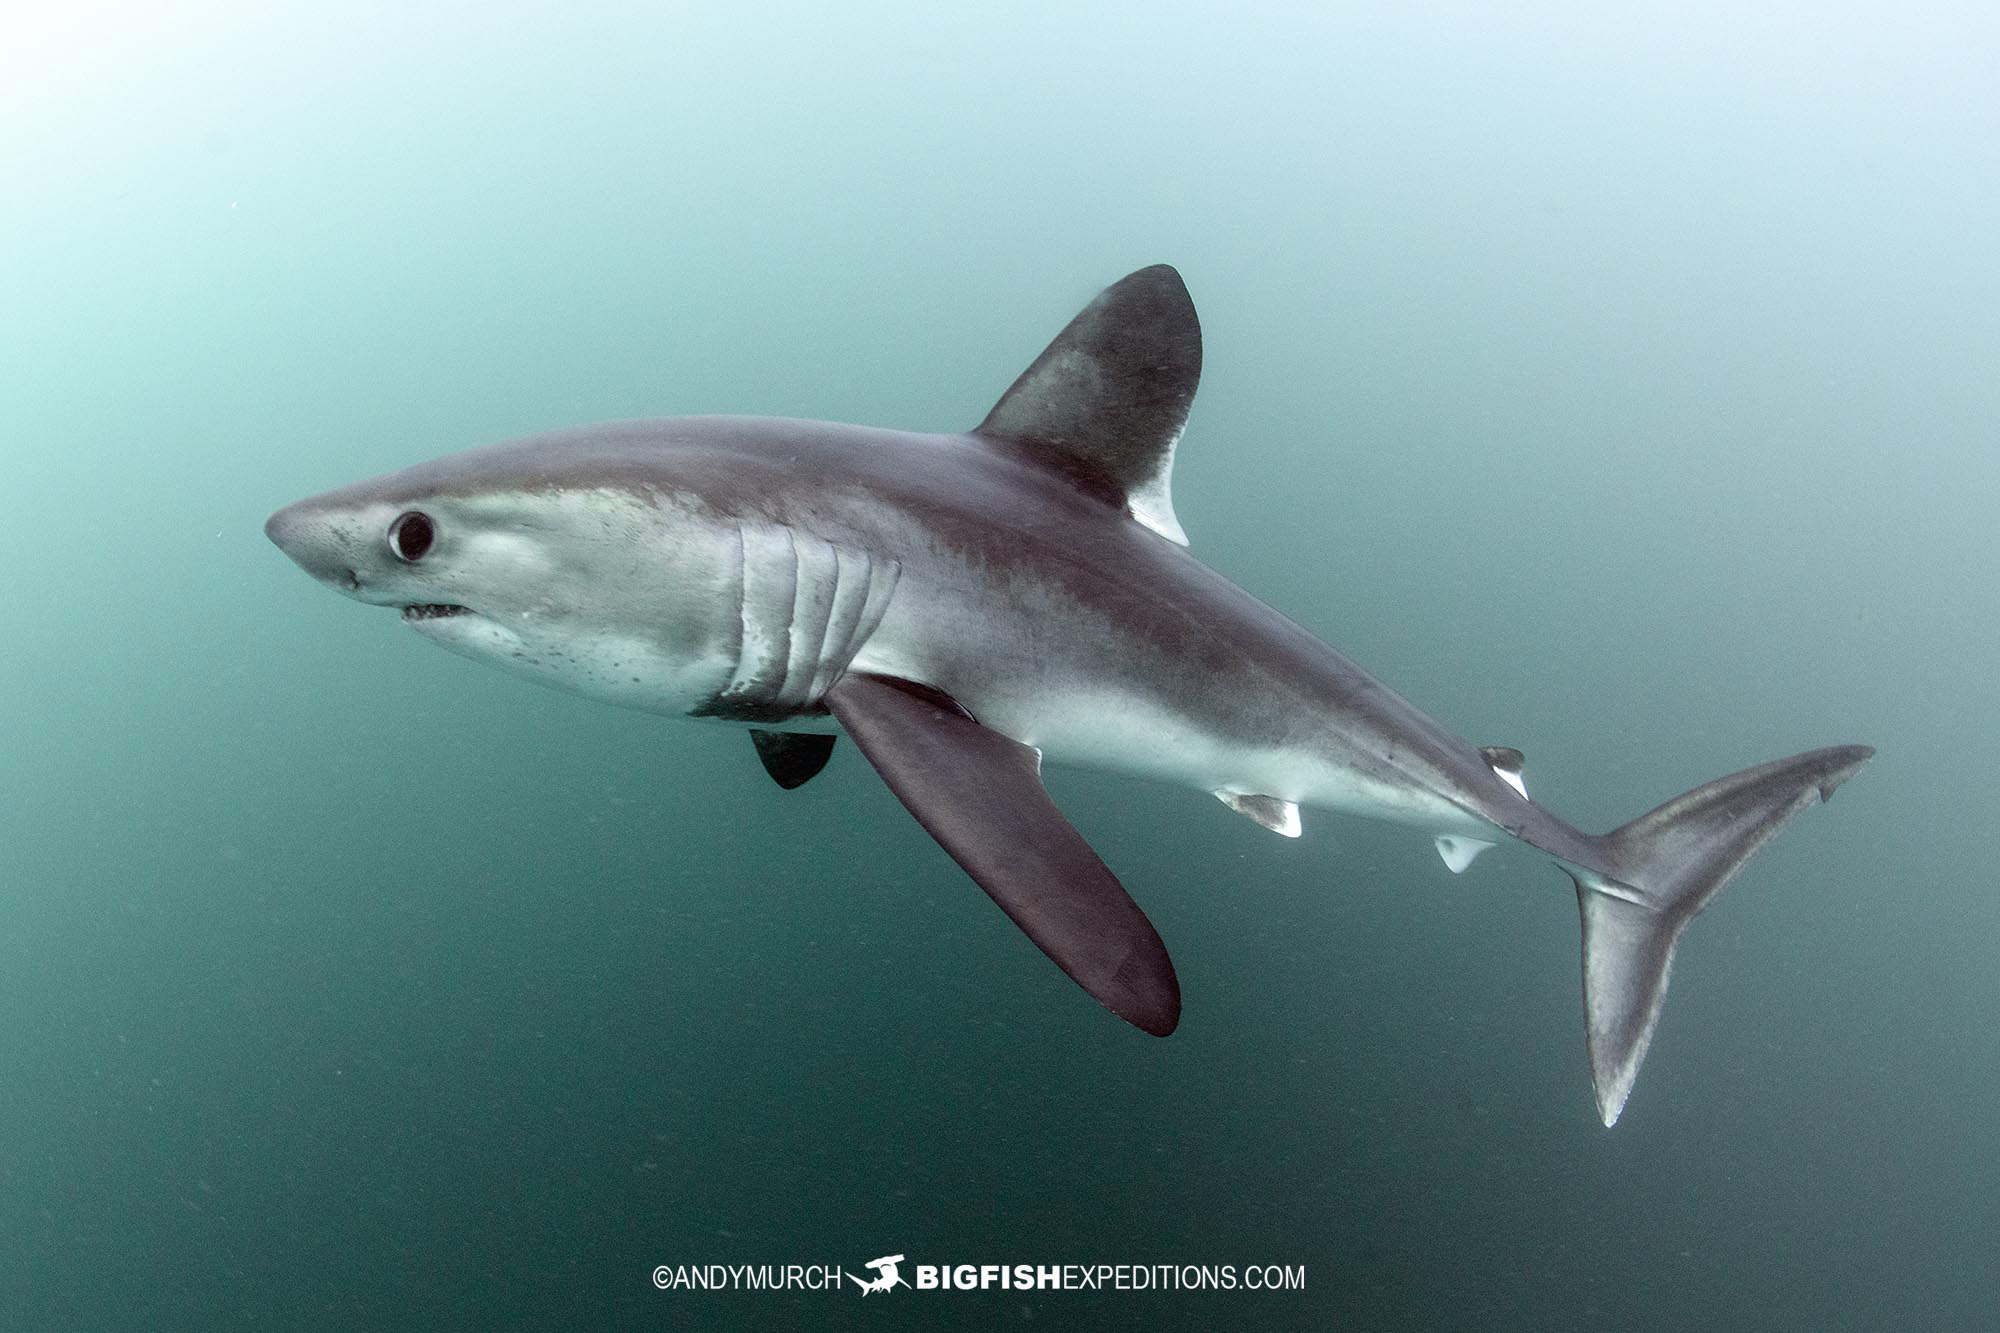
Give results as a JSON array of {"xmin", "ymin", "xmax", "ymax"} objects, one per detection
[{"xmin": 401, "ymin": 603, "xmax": 469, "ymax": 622}]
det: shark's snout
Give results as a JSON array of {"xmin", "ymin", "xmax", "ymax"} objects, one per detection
[
  {"xmin": 263, "ymin": 503, "xmax": 307, "ymax": 557},
  {"xmin": 265, "ymin": 501, "xmax": 361, "ymax": 592}
]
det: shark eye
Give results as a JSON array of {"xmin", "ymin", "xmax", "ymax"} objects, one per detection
[{"xmin": 388, "ymin": 511, "xmax": 436, "ymax": 562}]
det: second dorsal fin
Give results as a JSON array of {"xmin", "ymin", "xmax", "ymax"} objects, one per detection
[
  {"xmin": 974, "ymin": 264, "xmax": 1201, "ymax": 545},
  {"xmin": 1480, "ymin": 745, "xmax": 1528, "ymax": 799}
]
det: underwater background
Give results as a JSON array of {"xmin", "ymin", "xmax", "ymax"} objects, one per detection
[{"xmin": 4, "ymin": 2, "xmax": 1995, "ymax": 1328}]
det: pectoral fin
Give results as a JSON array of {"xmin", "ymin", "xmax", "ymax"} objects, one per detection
[
  {"xmin": 749, "ymin": 729, "xmax": 837, "ymax": 789},
  {"xmin": 822, "ymin": 672, "xmax": 1181, "ymax": 1036}
]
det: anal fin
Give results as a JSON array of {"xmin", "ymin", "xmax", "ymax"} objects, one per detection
[
  {"xmin": 1214, "ymin": 791, "xmax": 1301, "ymax": 838},
  {"xmin": 1436, "ymin": 834, "xmax": 1497, "ymax": 874}
]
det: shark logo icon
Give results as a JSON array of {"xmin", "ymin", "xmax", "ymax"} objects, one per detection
[{"xmin": 848, "ymin": 1254, "xmax": 909, "ymax": 1296}]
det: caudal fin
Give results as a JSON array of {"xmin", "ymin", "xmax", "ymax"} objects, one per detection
[{"xmin": 1567, "ymin": 744, "xmax": 1874, "ymax": 1126}]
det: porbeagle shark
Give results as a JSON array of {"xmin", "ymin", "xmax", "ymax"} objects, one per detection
[{"xmin": 266, "ymin": 265, "xmax": 1872, "ymax": 1125}]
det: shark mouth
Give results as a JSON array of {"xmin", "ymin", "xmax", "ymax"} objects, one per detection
[{"xmin": 401, "ymin": 603, "xmax": 470, "ymax": 622}]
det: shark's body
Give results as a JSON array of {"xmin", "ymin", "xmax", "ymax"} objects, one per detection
[{"xmin": 268, "ymin": 266, "xmax": 1871, "ymax": 1125}]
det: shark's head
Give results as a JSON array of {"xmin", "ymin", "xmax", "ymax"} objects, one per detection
[{"xmin": 264, "ymin": 436, "xmax": 746, "ymax": 715}]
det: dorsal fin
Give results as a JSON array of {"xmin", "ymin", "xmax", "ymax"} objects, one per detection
[{"xmin": 975, "ymin": 264, "xmax": 1201, "ymax": 545}]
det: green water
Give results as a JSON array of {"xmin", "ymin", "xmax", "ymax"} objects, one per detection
[{"xmin": 4, "ymin": 3, "xmax": 1995, "ymax": 1328}]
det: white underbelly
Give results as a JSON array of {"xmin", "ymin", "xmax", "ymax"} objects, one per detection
[{"xmin": 847, "ymin": 589, "xmax": 1491, "ymax": 839}]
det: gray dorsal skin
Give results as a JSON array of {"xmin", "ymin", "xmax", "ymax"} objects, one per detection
[
  {"xmin": 824, "ymin": 672, "xmax": 1180, "ymax": 1036},
  {"xmin": 749, "ymin": 730, "xmax": 837, "ymax": 789},
  {"xmin": 975, "ymin": 263, "xmax": 1198, "ymax": 544},
  {"xmin": 263, "ymin": 264, "xmax": 1874, "ymax": 1126}
]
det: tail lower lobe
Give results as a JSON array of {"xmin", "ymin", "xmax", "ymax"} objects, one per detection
[{"xmin": 1565, "ymin": 744, "xmax": 1874, "ymax": 1126}]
